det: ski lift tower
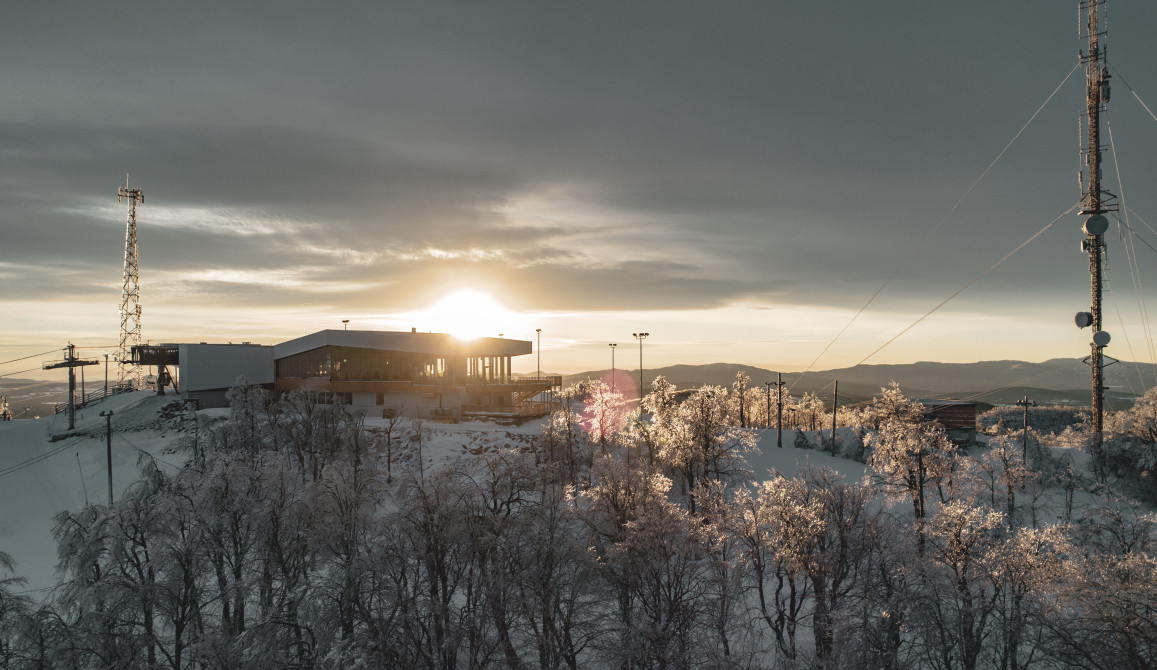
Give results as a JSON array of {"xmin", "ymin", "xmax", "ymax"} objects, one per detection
[
  {"xmin": 117, "ymin": 176, "xmax": 144, "ymax": 390},
  {"xmin": 1074, "ymin": 0, "xmax": 1117, "ymax": 465}
]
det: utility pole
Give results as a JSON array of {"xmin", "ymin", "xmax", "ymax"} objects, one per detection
[
  {"xmin": 118, "ymin": 175, "xmax": 144, "ymax": 390},
  {"xmin": 1016, "ymin": 395, "xmax": 1038, "ymax": 460},
  {"xmin": 831, "ymin": 380, "xmax": 838, "ymax": 444},
  {"xmin": 103, "ymin": 353, "xmax": 109, "ymax": 398},
  {"xmin": 910, "ymin": 447, "xmax": 929, "ymax": 555},
  {"xmin": 100, "ymin": 410, "xmax": 114, "ymax": 505},
  {"xmin": 1074, "ymin": 0, "xmax": 1116, "ymax": 474},
  {"xmin": 764, "ymin": 381, "xmax": 772, "ymax": 429},
  {"xmin": 536, "ymin": 329, "xmax": 542, "ymax": 378},
  {"xmin": 42, "ymin": 344, "xmax": 99, "ymax": 430},
  {"xmin": 632, "ymin": 332, "xmax": 649, "ymax": 400},
  {"xmin": 775, "ymin": 373, "xmax": 786, "ymax": 449}
]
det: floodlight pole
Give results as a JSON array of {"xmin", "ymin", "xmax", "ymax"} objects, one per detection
[
  {"xmin": 632, "ymin": 333, "xmax": 649, "ymax": 400},
  {"xmin": 609, "ymin": 343, "xmax": 617, "ymax": 391}
]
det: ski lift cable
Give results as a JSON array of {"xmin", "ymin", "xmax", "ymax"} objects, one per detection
[
  {"xmin": 0, "ymin": 349, "xmax": 60, "ymax": 367},
  {"xmin": 0, "ymin": 366, "xmax": 48, "ymax": 379},
  {"xmin": 115, "ymin": 433, "xmax": 182, "ymax": 472},
  {"xmin": 0, "ymin": 436, "xmax": 88, "ymax": 479},
  {"xmin": 791, "ymin": 63, "xmax": 1082, "ymax": 392},
  {"xmin": 849, "ymin": 202, "xmax": 1079, "ymax": 370}
]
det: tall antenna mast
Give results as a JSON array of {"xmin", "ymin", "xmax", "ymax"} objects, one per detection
[
  {"xmin": 117, "ymin": 174, "xmax": 144, "ymax": 389},
  {"xmin": 1075, "ymin": 0, "xmax": 1116, "ymax": 465}
]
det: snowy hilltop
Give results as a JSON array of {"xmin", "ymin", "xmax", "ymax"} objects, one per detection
[{"xmin": 0, "ymin": 378, "xmax": 1153, "ymax": 668}]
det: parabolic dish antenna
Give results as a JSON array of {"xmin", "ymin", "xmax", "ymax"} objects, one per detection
[{"xmin": 1083, "ymin": 214, "xmax": 1109, "ymax": 236}]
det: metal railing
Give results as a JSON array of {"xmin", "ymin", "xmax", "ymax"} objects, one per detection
[{"xmin": 52, "ymin": 385, "xmax": 132, "ymax": 414}]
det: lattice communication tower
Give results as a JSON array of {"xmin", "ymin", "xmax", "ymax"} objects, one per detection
[
  {"xmin": 118, "ymin": 176, "xmax": 144, "ymax": 389},
  {"xmin": 1074, "ymin": 0, "xmax": 1117, "ymax": 459}
]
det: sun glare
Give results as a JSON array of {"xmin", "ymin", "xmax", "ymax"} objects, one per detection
[{"xmin": 414, "ymin": 289, "xmax": 520, "ymax": 340}]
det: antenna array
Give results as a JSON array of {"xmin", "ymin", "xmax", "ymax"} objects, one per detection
[{"xmin": 1075, "ymin": 0, "xmax": 1117, "ymax": 466}]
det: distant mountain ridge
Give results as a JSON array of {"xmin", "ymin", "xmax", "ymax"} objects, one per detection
[
  {"xmin": 562, "ymin": 358, "xmax": 1157, "ymax": 408},
  {"xmin": 9, "ymin": 358, "xmax": 1153, "ymax": 415}
]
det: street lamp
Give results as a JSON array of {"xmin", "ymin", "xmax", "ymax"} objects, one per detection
[
  {"xmin": 342, "ymin": 319, "xmax": 349, "ymax": 331},
  {"xmin": 536, "ymin": 329, "xmax": 542, "ymax": 379},
  {"xmin": 632, "ymin": 332, "xmax": 649, "ymax": 399},
  {"xmin": 104, "ymin": 353, "xmax": 110, "ymax": 398},
  {"xmin": 609, "ymin": 343, "xmax": 617, "ymax": 391}
]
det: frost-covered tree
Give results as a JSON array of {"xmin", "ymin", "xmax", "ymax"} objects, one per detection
[
  {"xmin": 0, "ymin": 550, "xmax": 30, "ymax": 668},
  {"xmin": 541, "ymin": 384, "xmax": 589, "ymax": 488},
  {"xmin": 53, "ymin": 458, "xmax": 210, "ymax": 670},
  {"xmin": 580, "ymin": 455, "xmax": 674, "ymax": 665},
  {"xmin": 656, "ymin": 386, "xmax": 755, "ymax": 513},
  {"xmin": 865, "ymin": 383, "xmax": 957, "ymax": 553},
  {"xmin": 987, "ymin": 526, "xmax": 1071, "ymax": 670},
  {"xmin": 1041, "ymin": 504, "xmax": 1157, "ymax": 669},
  {"xmin": 729, "ymin": 467, "xmax": 877, "ymax": 668},
  {"xmin": 584, "ymin": 379, "xmax": 629, "ymax": 455},
  {"xmin": 731, "ymin": 371, "xmax": 751, "ymax": 428},
  {"xmin": 512, "ymin": 477, "xmax": 599, "ymax": 670},
  {"xmin": 971, "ymin": 437, "xmax": 1032, "ymax": 530},
  {"xmin": 1100, "ymin": 386, "xmax": 1157, "ymax": 502},
  {"xmin": 728, "ymin": 477, "xmax": 811, "ymax": 663},
  {"xmin": 909, "ymin": 502, "xmax": 1004, "ymax": 670}
]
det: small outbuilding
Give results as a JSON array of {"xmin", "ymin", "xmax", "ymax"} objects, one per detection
[{"xmin": 916, "ymin": 399, "xmax": 978, "ymax": 447}]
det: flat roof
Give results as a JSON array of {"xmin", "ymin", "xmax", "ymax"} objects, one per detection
[{"xmin": 273, "ymin": 329, "xmax": 532, "ymax": 360}]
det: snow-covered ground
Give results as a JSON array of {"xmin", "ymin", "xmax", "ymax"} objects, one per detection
[
  {"xmin": 0, "ymin": 398, "xmax": 1109, "ymax": 601},
  {"xmin": 0, "ymin": 391, "xmax": 210, "ymax": 595}
]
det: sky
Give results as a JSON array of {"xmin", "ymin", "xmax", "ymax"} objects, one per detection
[{"xmin": 4, "ymin": 1, "xmax": 1157, "ymax": 381}]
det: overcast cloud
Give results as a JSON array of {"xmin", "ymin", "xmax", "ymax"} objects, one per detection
[{"xmin": 4, "ymin": 1, "xmax": 1157, "ymax": 372}]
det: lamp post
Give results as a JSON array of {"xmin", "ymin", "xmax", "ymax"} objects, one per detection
[
  {"xmin": 104, "ymin": 353, "xmax": 109, "ymax": 398},
  {"xmin": 609, "ymin": 343, "xmax": 617, "ymax": 391},
  {"xmin": 536, "ymin": 329, "xmax": 541, "ymax": 379},
  {"xmin": 632, "ymin": 332, "xmax": 649, "ymax": 399},
  {"xmin": 342, "ymin": 319, "xmax": 349, "ymax": 331}
]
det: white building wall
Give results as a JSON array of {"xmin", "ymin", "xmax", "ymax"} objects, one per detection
[{"xmin": 179, "ymin": 344, "xmax": 275, "ymax": 406}]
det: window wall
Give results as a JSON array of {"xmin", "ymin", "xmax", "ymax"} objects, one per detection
[{"xmin": 277, "ymin": 346, "xmax": 448, "ymax": 383}]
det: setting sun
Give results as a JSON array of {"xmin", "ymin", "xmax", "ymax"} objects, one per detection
[{"xmin": 411, "ymin": 289, "xmax": 524, "ymax": 340}]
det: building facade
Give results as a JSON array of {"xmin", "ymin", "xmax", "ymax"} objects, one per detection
[{"xmin": 271, "ymin": 330, "xmax": 557, "ymax": 419}]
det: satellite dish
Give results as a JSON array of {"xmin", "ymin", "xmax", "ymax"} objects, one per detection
[
  {"xmin": 1093, "ymin": 330, "xmax": 1111, "ymax": 347},
  {"xmin": 1083, "ymin": 214, "xmax": 1109, "ymax": 236},
  {"xmin": 1075, "ymin": 312, "xmax": 1093, "ymax": 328}
]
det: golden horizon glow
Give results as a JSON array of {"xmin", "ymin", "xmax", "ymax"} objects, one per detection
[{"xmin": 409, "ymin": 289, "xmax": 527, "ymax": 341}]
